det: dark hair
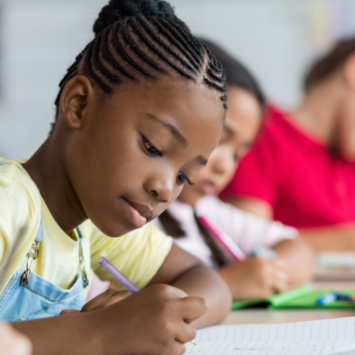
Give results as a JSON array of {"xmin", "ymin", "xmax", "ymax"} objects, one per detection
[
  {"xmin": 159, "ymin": 209, "xmax": 233, "ymax": 267},
  {"xmin": 51, "ymin": 0, "xmax": 227, "ymax": 134},
  {"xmin": 199, "ymin": 38, "xmax": 266, "ymax": 110},
  {"xmin": 304, "ymin": 37, "xmax": 355, "ymax": 92}
]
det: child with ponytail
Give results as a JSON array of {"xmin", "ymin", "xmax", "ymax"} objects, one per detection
[{"xmin": 0, "ymin": 1, "xmax": 231, "ymax": 354}]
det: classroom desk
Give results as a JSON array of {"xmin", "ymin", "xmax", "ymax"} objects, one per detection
[
  {"xmin": 222, "ymin": 280, "xmax": 355, "ymax": 325},
  {"xmin": 222, "ymin": 309, "xmax": 354, "ymax": 325}
]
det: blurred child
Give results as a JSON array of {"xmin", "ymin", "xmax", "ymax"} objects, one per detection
[
  {"xmin": 0, "ymin": 1, "xmax": 232, "ymax": 354},
  {"xmin": 152, "ymin": 40, "xmax": 314, "ymax": 300},
  {"xmin": 221, "ymin": 37, "xmax": 355, "ymax": 251}
]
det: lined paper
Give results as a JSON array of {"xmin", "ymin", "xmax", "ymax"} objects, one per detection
[{"xmin": 185, "ymin": 317, "xmax": 355, "ymax": 355}]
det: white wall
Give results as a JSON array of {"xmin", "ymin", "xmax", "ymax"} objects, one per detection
[{"xmin": 1, "ymin": 0, "xmax": 355, "ymax": 159}]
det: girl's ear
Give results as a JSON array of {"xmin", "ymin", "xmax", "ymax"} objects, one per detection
[
  {"xmin": 343, "ymin": 53, "xmax": 355, "ymax": 91},
  {"xmin": 58, "ymin": 75, "xmax": 95, "ymax": 129}
]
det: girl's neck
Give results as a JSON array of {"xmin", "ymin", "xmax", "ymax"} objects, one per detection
[
  {"xmin": 292, "ymin": 76, "xmax": 343, "ymax": 145},
  {"xmin": 22, "ymin": 139, "xmax": 87, "ymax": 233}
]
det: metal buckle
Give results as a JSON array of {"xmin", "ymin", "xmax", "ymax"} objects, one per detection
[
  {"xmin": 77, "ymin": 228, "xmax": 89, "ymax": 289},
  {"xmin": 20, "ymin": 240, "xmax": 40, "ymax": 286}
]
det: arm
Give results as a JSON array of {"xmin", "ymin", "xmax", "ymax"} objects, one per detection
[
  {"xmin": 271, "ymin": 238, "xmax": 314, "ymax": 286},
  {"xmin": 148, "ymin": 243, "xmax": 232, "ymax": 328},
  {"xmin": 299, "ymin": 224, "xmax": 355, "ymax": 251},
  {"xmin": 12, "ymin": 244, "xmax": 230, "ymax": 355},
  {"xmin": 223, "ymin": 196, "xmax": 273, "ymax": 219},
  {"xmin": 13, "ymin": 246, "xmax": 225, "ymax": 355}
]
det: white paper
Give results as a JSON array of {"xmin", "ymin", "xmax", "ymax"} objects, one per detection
[{"xmin": 185, "ymin": 317, "xmax": 355, "ymax": 355}]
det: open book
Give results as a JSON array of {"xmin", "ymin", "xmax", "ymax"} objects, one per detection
[{"xmin": 185, "ymin": 317, "xmax": 355, "ymax": 355}]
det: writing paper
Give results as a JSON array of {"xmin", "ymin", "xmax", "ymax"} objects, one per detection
[{"xmin": 185, "ymin": 317, "xmax": 355, "ymax": 355}]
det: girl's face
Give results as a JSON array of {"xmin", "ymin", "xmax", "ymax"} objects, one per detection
[
  {"xmin": 62, "ymin": 77, "xmax": 224, "ymax": 236},
  {"xmin": 178, "ymin": 87, "xmax": 262, "ymax": 206}
]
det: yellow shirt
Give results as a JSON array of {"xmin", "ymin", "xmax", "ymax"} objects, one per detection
[{"xmin": 0, "ymin": 158, "xmax": 173, "ymax": 295}]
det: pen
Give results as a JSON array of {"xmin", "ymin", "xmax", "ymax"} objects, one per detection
[
  {"xmin": 316, "ymin": 292, "xmax": 337, "ymax": 306},
  {"xmin": 99, "ymin": 257, "xmax": 197, "ymax": 345},
  {"xmin": 198, "ymin": 216, "xmax": 245, "ymax": 261},
  {"xmin": 335, "ymin": 292, "xmax": 355, "ymax": 302}
]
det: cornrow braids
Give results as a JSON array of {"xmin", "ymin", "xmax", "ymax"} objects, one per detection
[
  {"xmin": 51, "ymin": 0, "xmax": 227, "ymax": 134},
  {"xmin": 200, "ymin": 38, "xmax": 265, "ymax": 111}
]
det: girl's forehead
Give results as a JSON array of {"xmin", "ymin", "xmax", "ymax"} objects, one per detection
[
  {"xmin": 94, "ymin": 78, "xmax": 224, "ymax": 156},
  {"xmin": 107, "ymin": 78, "xmax": 225, "ymax": 127}
]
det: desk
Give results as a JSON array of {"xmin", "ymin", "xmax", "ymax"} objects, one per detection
[
  {"xmin": 222, "ymin": 309, "xmax": 354, "ymax": 325},
  {"xmin": 222, "ymin": 280, "xmax": 355, "ymax": 325}
]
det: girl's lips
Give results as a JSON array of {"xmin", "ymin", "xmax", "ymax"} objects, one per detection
[
  {"xmin": 200, "ymin": 181, "xmax": 217, "ymax": 195},
  {"xmin": 121, "ymin": 198, "xmax": 147, "ymax": 229}
]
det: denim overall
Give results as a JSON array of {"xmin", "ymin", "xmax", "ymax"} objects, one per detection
[{"xmin": 0, "ymin": 162, "xmax": 87, "ymax": 322}]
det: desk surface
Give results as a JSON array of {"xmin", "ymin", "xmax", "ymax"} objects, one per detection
[
  {"xmin": 222, "ymin": 280, "xmax": 355, "ymax": 325},
  {"xmin": 222, "ymin": 309, "xmax": 354, "ymax": 325}
]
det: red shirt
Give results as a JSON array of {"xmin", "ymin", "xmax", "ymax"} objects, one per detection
[{"xmin": 220, "ymin": 105, "xmax": 355, "ymax": 228}]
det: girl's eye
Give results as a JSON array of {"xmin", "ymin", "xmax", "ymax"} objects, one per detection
[
  {"xmin": 177, "ymin": 172, "xmax": 194, "ymax": 186},
  {"xmin": 143, "ymin": 137, "xmax": 162, "ymax": 157}
]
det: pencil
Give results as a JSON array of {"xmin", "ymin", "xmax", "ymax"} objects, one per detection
[{"xmin": 198, "ymin": 216, "xmax": 245, "ymax": 261}]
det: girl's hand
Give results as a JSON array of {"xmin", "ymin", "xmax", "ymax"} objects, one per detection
[
  {"xmin": 0, "ymin": 322, "xmax": 32, "ymax": 355},
  {"xmin": 82, "ymin": 288, "xmax": 131, "ymax": 312},
  {"xmin": 60, "ymin": 288, "xmax": 131, "ymax": 315},
  {"xmin": 90, "ymin": 284, "xmax": 206, "ymax": 355},
  {"xmin": 218, "ymin": 257, "xmax": 289, "ymax": 300}
]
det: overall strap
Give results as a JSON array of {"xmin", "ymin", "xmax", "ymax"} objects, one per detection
[
  {"xmin": 20, "ymin": 219, "xmax": 43, "ymax": 286},
  {"xmin": 76, "ymin": 228, "xmax": 89, "ymax": 289},
  {"xmin": 34, "ymin": 219, "xmax": 43, "ymax": 243}
]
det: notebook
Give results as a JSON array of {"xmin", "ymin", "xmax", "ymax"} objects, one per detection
[
  {"xmin": 232, "ymin": 285, "xmax": 311, "ymax": 310},
  {"xmin": 232, "ymin": 285, "xmax": 355, "ymax": 310},
  {"xmin": 184, "ymin": 316, "xmax": 355, "ymax": 355}
]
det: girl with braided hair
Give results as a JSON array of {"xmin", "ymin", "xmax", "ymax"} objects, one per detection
[
  {"xmin": 0, "ymin": 1, "xmax": 231, "ymax": 354},
  {"xmin": 152, "ymin": 39, "xmax": 314, "ymax": 301}
]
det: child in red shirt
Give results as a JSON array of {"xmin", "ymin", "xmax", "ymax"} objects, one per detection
[{"xmin": 221, "ymin": 37, "xmax": 355, "ymax": 251}]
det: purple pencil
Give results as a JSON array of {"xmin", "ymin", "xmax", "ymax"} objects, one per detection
[{"xmin": 99, "ymin": 257, "xmax": 140, "ymax": 293}]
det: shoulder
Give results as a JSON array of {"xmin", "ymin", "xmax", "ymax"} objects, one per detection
[
  {"xmin": 0, "ymin": 159, "xmax": 42, "ymax": 263},
  {"xmin": 0, "ymin": 159, "xmax": 41, "ymax": 224},
  {"xmin": 254, "ymin": 106, "xmax": 291, "ymax": 151}
]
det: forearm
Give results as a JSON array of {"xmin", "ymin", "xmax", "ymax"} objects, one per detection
[
  {"xmin": 171, "ymin": 264, "xmax": 231, "ymax": 328},
  {"xmin": 299, "ymin": 225, "xmax": 355, "ymax": 251},
  {"xmin": 12, "ymin": 312, "xmax": 101, "ymax": 355},
  {"xmin": 272, "ymin": 238, "xmax": 314, "ymax": 286}
]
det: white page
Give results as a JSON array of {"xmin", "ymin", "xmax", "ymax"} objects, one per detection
[{"xmin": 184, "ymin": 317, "xmax": 355, "ymax": 355}]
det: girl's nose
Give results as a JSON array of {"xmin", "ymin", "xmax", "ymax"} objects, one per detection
[{"xmin": 144, "ymin": 176, "xmax": 174, "ymax": 203}]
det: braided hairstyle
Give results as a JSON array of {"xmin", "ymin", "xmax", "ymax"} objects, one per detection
[
  {"xmin": 51, "ymin": 0, "xmax": 227, "ymax": 134},
  {"xmin": 200, "ymin": 38, "xmax": 266, "ymax": 111}
]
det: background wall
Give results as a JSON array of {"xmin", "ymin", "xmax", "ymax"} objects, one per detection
[{"xmin": 1, "ymin": 0, "xmax": 355, "ymax": 159}]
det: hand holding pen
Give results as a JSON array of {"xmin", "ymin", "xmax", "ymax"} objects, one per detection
[{"xmin": 99, "ymin": 257, "xmax": 198, "ymax": 345}]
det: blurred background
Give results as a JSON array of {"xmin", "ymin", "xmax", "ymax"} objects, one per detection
[{"xmin": 1, "ymin": 0, "xmax": 355, "ymax": 159}]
